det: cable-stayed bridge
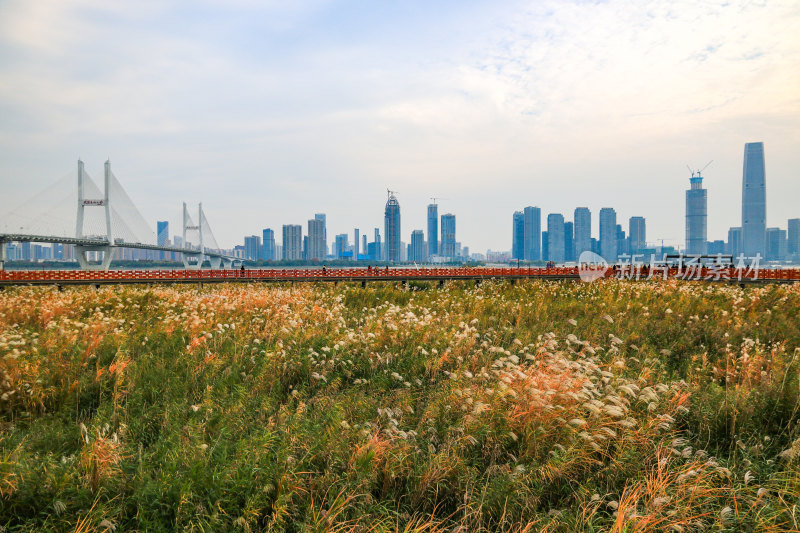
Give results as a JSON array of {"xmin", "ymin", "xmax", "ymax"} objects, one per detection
[{"xmin": 0, "ymin": 160, "xmax": 239, "ymax": 271}]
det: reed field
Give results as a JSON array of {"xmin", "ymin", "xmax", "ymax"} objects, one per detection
[{"xmin": 1, "ymin": 279, "xmax": 799, "ymax": 532}]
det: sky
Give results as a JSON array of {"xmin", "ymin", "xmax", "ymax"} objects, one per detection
[{"xmin": 1, "ymin": 0, "xmax": 799, "ymax": 253}]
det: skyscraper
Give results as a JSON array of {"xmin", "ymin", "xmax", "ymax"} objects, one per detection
[
  {"xmin": 742, "ymin": 142, "xmax": 766, "ymax": 257},
  {"xmin": 686, "ymin": 171, "xmax": 708, "ymax": 255},
  {"xmin": 157, "ymin": 221, "xmax": 169, "ymax": 260},
  {"xmin": 547, "ymin": 214, "xmax": 565, "ymax": 263},
  {"xmin": 307, "ymin": 218, "xmax": 325, "ymax": 260},
  {"xmin": 353, "ymin": 228, "xmax": 360, "ymax": 260},
  {"xmin": 157, "ymin": 221, "xmax": 169, "ymax": 246},
  {"xmin": 616, "ymin": 224, "xmax": 627, "ymax": 256},
  {"xmin": 788, "ymin": 219, "xmax": 800, "ymax": 260},
  {"xmin": 282, "ymin": 224, "xmax": 302, "ymax": 260},
  {"xmin": 564, "ymin": 221, "xmax": 574, "ymax": 262},
  {"xmin": 384, "ymin": 192, "xmax": 401, "ymax": 262},
  {"xmin": 427, "ymin": 204, "xmax": 439, "ymax": 257},
  {"xmin": 315, "ymin": 214, "xmax": 327, "ymax": 256},
  {"xmin": 541, "ymin": 231, "xmax": 549, "ymax": 261},
  {"xmin": 441, "ymin": 213, "xmax": 456, "ymax": 258},
  {"xmin": 727, "ymin": 227, "xmax": 743, "ymax": 258},
  {"xmin": 262, "ymin": 228, "xmax": 276, "ymax": 261},
  {"xmin": 410, "ymin": 230, "xmax": 425, "ymax": 262},
  {"xmin": 599, "ymin": 208, "xmax": 618, "ymax": 262},
  {"xmin": 766, "ymin": 228, "xmax": 787, "ymax": 262},
  {"xmin": 334, "ymin": 234, "xmax": 349, "ymax": 258},
  {"xmin": 512, "ymin": 211, "xmax": 525, "ymax": 260},
  {"xmin": 372, "ymin": 228, "xmax": 382, "ymax": 261},
  {"xmin": 244, "ymin": 235, "xmax": 262, "ymax": 260},
  {"xmin": 574, "ymin": 207, "xmax": 591, "ymax": 260},
  {"xmin": 523, "ymin": 206, "xmax": 541, "ymax": 261},
  {"xmin": 629, "ymin": 216, "xmax": 646, "ymax": 255}
]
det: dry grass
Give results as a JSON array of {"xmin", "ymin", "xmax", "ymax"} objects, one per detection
[{"xmin": 0, "ymin": 279, "xmax": 799, "ymax": 531}]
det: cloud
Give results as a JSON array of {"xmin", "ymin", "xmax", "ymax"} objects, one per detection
[{"xmin": 1, "ymin": 0, "xmax": 799, "ymax": 252}]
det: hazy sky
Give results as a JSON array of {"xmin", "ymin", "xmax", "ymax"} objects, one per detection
[{"xmin": 1, "ymin": 0, "xmax": 799, "ymax": 252}]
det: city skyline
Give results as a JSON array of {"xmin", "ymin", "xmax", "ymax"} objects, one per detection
[
  {"xmin": 1, "ymin": 1, "xmax": 798, "ymax": 253},
  {"xmin": 4, "ymin": 139, "xmax": 797, "ymax": 264}
]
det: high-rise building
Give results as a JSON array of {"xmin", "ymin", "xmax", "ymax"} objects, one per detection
[
  {"xmin": 616, "ymin": 225, "xmax": 627, "ymax": 256},
  {"xmin": 427, "ymin": 204, "xmax": 439, "ymax": 257},
  {"xmin": 362, "ymin": 234, "xmax": 367, "ymax": 258},
  {"xmin": 157, "ymin": 221, "xmax": 169, "ymax": 246},
  {"xmin": 334, "ymin": 234, "xmax": 349, "ymax": 258},
  {"xmin": 441, "ymin": 213, "xmax": 456, "ymax": 258},
  {"xmin": 353, "ymin": 229, "xmax": 360, "ymax": 261},
  {"xmin": 282, "ymin": 224, "xmax": 302, "ymax": 260},
  {"xmin": 384, "ymin": 192, "xmax": 401, "ymax": 262},
  {"xmin": 686, "ymin": 171, "xmax": 708, "ymax": 255},
  {"xmin": 599, "ymin": 208, "xmax": 617, "ymax": 262},
  {"xmin": 547, "ymin": 214, "xmax": 565, "ymax": 263},
  {"xmin": 244, "ymin": 235, "xmax": 262, "ymax": 261},
  {"xmin": 574, "ymin": 207, "xmax": 591, "ymax": 260},
  {"xmin": 262, "ymin": 229, "xmax": 276, "ymax": 261},
  {"xmin": 307, "ymin": 219, "xmax": 325, "ymax": 260},
  {"xmin": 788, "ymin": 219, "xmax": 800, "ymax": 260},
  {"xmin": 372, "ymin": 228, "xmax": 382, "ymax": 261},
  {"xmin": 541, "ymin": 231, "xmax": 549, "ymax": 261},
  {"xmin": 708, "ymin": 240, "xmax": 726, "ymax": 255},
  {"xmin": 766, "ymin": 228, "xmax": 787, "ymax": 262},
  {"xmin": 315, "ymin": 214, "xmax": 327, "ymax": 256},
  {"xmin": 523, "ymin": 206, "xmax": 541, "ymax": 261},
  {"xmin": 629, "ymin": 216, "xmax": 646, "ymax": 255},
  {"xmin": 564, "ymin": 222, "xmax": 574, "ymax": 262},
  {"xmin": 512, "ymin": 211, "xmax": 525, "ymax": 260},
  {"xmin": 410, "ymin": 230, "xmax": 425, "ymax": 262},
  {"xmin": 156, "ymin": 221, "xmax": 169, "ymax": 261},
  {"xmin": 742, "ymin": 142, "xmax": 766, "ymax": 257},
  {"xmin": 367, "ymin": 242, "xmax": 379, "ymax": 261},
  {"xmin": 727, "ymin": 227, "xmax": 743, "ymax": 258}
]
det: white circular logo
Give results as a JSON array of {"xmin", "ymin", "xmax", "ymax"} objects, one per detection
[{"xmin": 577, "ymin": 251, "xmax": 609, "ymax": 282}]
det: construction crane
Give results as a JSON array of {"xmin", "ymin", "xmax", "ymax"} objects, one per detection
[
  {"xmin": 687, "ymin": 160, "xmax": 713, "ymax": 178},
  {"xmin": 430, "ymin": 197, "xmax": 448, "ymax": 205},
  {"xmin": 387, "ymin": 189, "xmax": 398, "ymax": 199}
]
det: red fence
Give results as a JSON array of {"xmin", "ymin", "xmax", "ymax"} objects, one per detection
[{"xmin": 1, "ymin": 266, "xmax": 800, "ymax": 285}]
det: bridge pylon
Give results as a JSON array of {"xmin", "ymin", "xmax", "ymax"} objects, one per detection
[
  {"xmin": 181, "ymin": 202, "xmax": 205, "ymax": 269},
  {"xmin": 75, "ymin": 159, "xmax": 115, "ymax": 271}
]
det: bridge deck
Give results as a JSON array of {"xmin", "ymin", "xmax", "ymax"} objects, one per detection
[
  {"xmin": 0, "ymin": 234, "xmax": 238, "ymax": 260},
  {"xmin": 1, "ymin": 267, "xmax": 799, "ymax": 286}
]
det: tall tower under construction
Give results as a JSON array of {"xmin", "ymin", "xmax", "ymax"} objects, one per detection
[
  {"xmin": 685, "ymin": 169, "xmax": 708, "ymax": 255},
  {"xmin": 427, "ymin": 203, "xmax": 438, "ymax": 257}
]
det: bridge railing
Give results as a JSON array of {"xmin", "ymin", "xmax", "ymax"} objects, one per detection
[{"xmin": 1, "ymin": 266, "xmax": 800, "ymax": 284}]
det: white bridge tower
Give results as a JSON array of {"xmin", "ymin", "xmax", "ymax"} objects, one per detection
[
  {"xmin": 75, "ymin": 159, "xmax": 115, "ymax": 270},
  {"xmin": 181, "ymin": 202, "xmax": 204, "ymax": 269}
]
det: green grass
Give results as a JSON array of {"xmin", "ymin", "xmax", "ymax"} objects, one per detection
[{"xmin": 1, "ymin": 279, "xmax": 799, "ymax": 532}]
